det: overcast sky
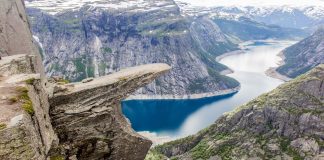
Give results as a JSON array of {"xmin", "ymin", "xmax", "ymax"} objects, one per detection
[{"xmin": 176, "ymin": 0, "xmax": 324, "ymax": 7}]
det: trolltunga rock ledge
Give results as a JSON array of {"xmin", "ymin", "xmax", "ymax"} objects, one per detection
[{"xmin": 48, "ymin": 63, "xmax": 171, "ymax": 160}]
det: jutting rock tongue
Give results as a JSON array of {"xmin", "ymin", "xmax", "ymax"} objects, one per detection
[
  {"xmin": 0, "ymin": 0, "xmax": 172, "ymax": 159},
  {"xmin": 48, "ymin": 64, "xmax": 171, "ymax": 159}
]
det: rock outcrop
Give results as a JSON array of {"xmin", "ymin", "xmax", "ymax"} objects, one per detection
[
  {"xmin": 149, "ymin": 64, "xmax": 324, "ymax": 160},
  {"xmin": 48, "ymin": 64, "xmax": 170, "ymax": 159},
  {"xmin": 0, "ymin": 0, "xmax": 171, "ymax": 159},
  {"xmin": 0, "ymin": 55, "xmax": 170, "ymax": 160},
  {"xmin": 0, "ymin": 0, "xmax": 37, "ymax": 57},
  {"xmin": 0, "ymin": 54, "xmax": 51, "ymax": 159},
  {"xmin": 276, "ymin": 27, "xmax": 324, "ymax": 78}
]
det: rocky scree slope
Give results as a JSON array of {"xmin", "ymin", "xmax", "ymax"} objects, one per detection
[
  {"xmin": 0, "ymin": 0, "xmax": 171, "ymax": 159},
  {"xmin": 26, "ymin": 0, "xmax": 241, "ymax": 98},
  {"xmin": 148, "ymin": 64, "xmax": 324, "ymax": 160},
  {"xmin": 276, "ymin": 28, "xmax": 324, "ymax": 78}
]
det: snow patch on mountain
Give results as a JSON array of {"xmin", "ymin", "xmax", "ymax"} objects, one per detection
[{"xmin": 25, "ymin": 0, "xmax": 175, "ymax": 15}]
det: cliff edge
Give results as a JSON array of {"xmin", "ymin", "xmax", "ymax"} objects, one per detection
[{"xmin": 0, "ymin": 0, "xmax": 171, "ymax": 159}]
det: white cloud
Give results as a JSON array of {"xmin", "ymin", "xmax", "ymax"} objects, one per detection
[{"xmin": 175, "ymin": 0, "xmax": 324, "ymax": 7}]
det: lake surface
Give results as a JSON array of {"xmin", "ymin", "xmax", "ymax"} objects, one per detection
[{"xmin": 122, "ymin": 40, "xmax": 296, "ymax": 141}]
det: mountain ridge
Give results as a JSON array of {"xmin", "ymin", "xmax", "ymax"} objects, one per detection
[
  {"xmin": 276, "ymin": 28, "xmax": 324, "ymax": 78},
  {"xmin": 148, "ymin": 64, "xmax": 324, "ymax": 160}
]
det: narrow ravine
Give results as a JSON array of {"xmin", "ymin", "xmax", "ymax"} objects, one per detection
[{"xmin": 122, "ymin": 40, "xmax": 297, "ymax": 144}]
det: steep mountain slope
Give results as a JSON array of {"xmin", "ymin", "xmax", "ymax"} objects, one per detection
[
  {"xmin": 213, "ymin": 17, "xmax": 305, "ymax": 41},
  {"xmin": 149, "ymin": 64, "xmax": 324, "ymax": 160},
  {"xmin": 26, "ymin": 0, "xmax": 240, "ymax": 98},
  {"xmin": 276, "ymin": 28, "xmax": 324, "ymax": 78}
]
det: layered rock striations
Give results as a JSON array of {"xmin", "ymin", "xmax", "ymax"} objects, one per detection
[
  {"xmin": 48, "ymin": 64, "xmax": 170, "ymax": 159},
  {"xmin": 0, "ymin": 0, "xmax": 171, "ymax": 159},
  {"xmin": 276, "ymin": 28, "xmax": 324, "ymax": 78},
  {"xmin": 0, "ymin": 55, "xmax": 48, "ymax": 159},
  {"xmin": 149, "ymin": 64, "xmax": 324, "ymax": 160},
  {"xmin": 0, "ymin": 55, "xmax": 170, "ymax": 160}
]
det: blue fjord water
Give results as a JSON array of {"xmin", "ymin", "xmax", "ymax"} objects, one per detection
[{"xmin": 122, "ymin": 40, "xmax": 296, "ymax": 140}]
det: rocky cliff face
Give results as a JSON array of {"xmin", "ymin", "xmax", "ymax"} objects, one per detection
[
  {"xmin": 0, "ymin": 0, "xmax": 37, "ymax": 57},
  {"xmin": 48, "ymin": 64, "xmax": 170, "ymax": 159},
  {"xmin": 0, "ymin": 54, "xmax": 170, "ymax": 160},
  {"xmin": 0, "ymin": 0, "xmax": 171, "ymax": 159},
  {"xmin": 25, "ymin": 0, "xmax": 241, "ymax": 98},
  {"xmin": 276, "ymin": 28, "xmax": 324, "ymax": 78},
  {"xmin": 149, "ymin": 64, "xmax": 324, "ymax": 160},
  {"xmin": 213, "ymin": 17, "xmax": 306, "ymax": 41}
]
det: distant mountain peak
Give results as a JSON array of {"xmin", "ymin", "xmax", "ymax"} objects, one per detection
[{"xmin": 25, "ymin": 0, "xmax": 176, "ymax": 15}]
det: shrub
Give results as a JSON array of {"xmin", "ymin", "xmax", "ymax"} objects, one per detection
[
  {"xmin": 0, "ymin": 123, "xmax": 6, "ymax": 130},
  {"xmin": 118, "ymin": 77, "xmax": 128, "ymax": 81},
  {"xmin": 25, "ymin": 78, "xmax": 36, "ymax": 85},
  {"xmin": 50, "ymin": 156, "xmax": 64, "ymax": 160},
  {"xmin": 8, "ymin": 97, "xmax": 18, "ymax": 104},
  {"xmin": 57, "ymin": 79, "xmax": 70, "ymax": 85},
  {"xmin": 15, "ymin": 87, "xmax": 34, "ymax": 116},
  {"xmin": 22, "ymin": 100, "xmax": 34, "ymax": 116}
]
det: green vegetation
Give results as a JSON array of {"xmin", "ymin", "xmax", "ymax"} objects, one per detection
[
  {"xmin": 118, "ymin": 77, "xmax": 128, "ymax": 81},
  {"xmin": 22, "ymin": 100, "xmax": 34, "ymax": 116},
  {"xmin": 102, "ymin": 47, "xmax": 113, "ymax": 54},
  {"xmin": 187, "ymin": 67, "xmax": 239, "ymax": 93},
  {"xmin": 212, "ymin": 133, "xmax": 229, "ymax": 141},
  {"xmin": 145, "ymin": 150, "xmax": 166, "ymax": 160},
  {"xmin": 51, "ymin": 63, "xmax": 61, "ymax": 71},
  {"xmin": 73, "ymin": 57, "xmax": 87, "ymax": 81},
  {"xmin": 25, "ymin": 78, "xmax": 36, "ymax": 85},
  {"xmin": 279, "ymin": 138, "xmax": 303, "ymax": 160},
  {"xmin": 8, "ymin": 97, "xmax": 18, "ymax": 104},
  {"xmin": 314, "ymin": 137, "xmax": 324, "ymax": 148},
  {"xmin": 73, "ymin": 58, "xmax": 86, "ymax": 73},
  {"xmin": 155, "ymin": 135, "xmax": 195, "ymax": 152},
  {"xmin": 16, "ymin": 87, "xmax": 34, "ymax": 116},
  {"xmin": 57, "ymin": 78, "xmax": 70, "ymax": 84},
  {"xmin": 190, "ymin": 140, "xmax": 214, "ymax": 159},
  {"xmin": 72, "ymin": 56, "xmax": 97, "ymax": 81},
  {"xmin": 276, "ymin": 39, "xmax": 318, "ymax": 78},
  {"xmin": 0, "ymin": 123, "xmax": 6, "ymax": 130},
  {"xmin": 187, "ymin": 78, "xmax": 206, "ymax": 93},
  {"xmin": 50, "ymin": 156, "xmax": 65, "ymax": 160},
  {"xmin": 207, "ymin": 67, "xmax": 239, "ymax": 87},
  {"xmin": 215, "ymin": 144, "xmax": 235, "ymax": 160},
  {"xmin": 63, "ymin": 18, "xmax": 80, "ymax": 25},
  {"xmin": 99, "ymin": 62, "xmax": 107, "ymax": 75},
  {"xmin": 255, "ymin": 135, "xmax": 268, "ymax": 149},
  {"xmin": 87, "ymin": 66, "xmax": 95, "ymax": 78},
  {"xmin": 138, "ymin": 17, "xmax": 188, "ymax": 37}
]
